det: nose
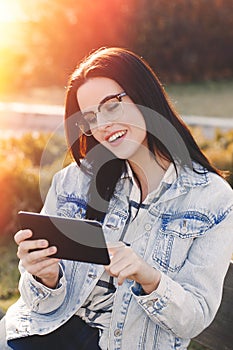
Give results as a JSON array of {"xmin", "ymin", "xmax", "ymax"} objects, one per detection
[{"xmin": 96, "ymin": 113, "xmax": 113, "ymax": 130}]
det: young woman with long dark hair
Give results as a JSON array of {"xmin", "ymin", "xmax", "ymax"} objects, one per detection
[{"xmin": 1, "ymin": 47, "xmax": 233, "ymax": 350}]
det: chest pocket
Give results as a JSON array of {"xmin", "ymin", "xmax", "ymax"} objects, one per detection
[
  {"xmin": 153, "ymin": 211, "xmax": 213, "ymax": 273},
  {"xmin": 57, "ymin": 195, "xmax": 87, "ymax": 219}
]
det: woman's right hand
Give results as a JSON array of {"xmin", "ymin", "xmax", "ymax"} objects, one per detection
[{"xmin": 15, "ymin": 229, "xmax": 61, "ymax": 289}]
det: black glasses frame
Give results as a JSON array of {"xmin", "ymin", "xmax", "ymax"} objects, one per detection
[{"xmin": 76, "ymin": 91, "xmax": 127, "ymax": 136}]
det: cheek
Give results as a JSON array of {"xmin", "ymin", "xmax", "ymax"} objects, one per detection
[
  {"xmin": 130, "ymin": 118, "xmax": 147, "ymax": 143},
  {"xmin": 92, "ymin": 131, "xmax": 102, "ymax": 144},
  {"xmin": 124, "ymin": 103, "xmax": 145, "ymax": 123},
  {"xmin": 132, "ymin": 125, "xmax": 146, "ymax": 138}
]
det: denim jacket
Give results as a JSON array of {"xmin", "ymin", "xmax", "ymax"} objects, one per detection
[{"xmin": 5, "ymin": 161, "xmax": 233, "ymax": 350}]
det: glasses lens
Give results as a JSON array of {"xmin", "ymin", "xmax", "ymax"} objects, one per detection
[
  {"xmin": 78, "ymin": 112, "xmax": 98, "ymax": 136},
  {"xmin": 100, "ymin": 98, "xmax": 123, "ymax": 120},
  {"xmin": 78, "ymin": 95, "xmax": 124, "ymax": 136},
  {"xmin": 83, "ymin": 112, "xmax": 97, "ymax": 127},
  {"xmin": 77, "ymin": 120, "xmax": 93, "ymax": 136}
]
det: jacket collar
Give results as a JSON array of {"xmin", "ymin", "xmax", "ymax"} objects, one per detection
[
  {"xmin": 177, "ymin": 162, "xmax": 210, "ymax": 188},
  {"xmin": 121, "ymin": 160, "xmax": 210, "ymax": 188}
]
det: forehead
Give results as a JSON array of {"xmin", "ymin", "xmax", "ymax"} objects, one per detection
[{"xmin": 77, "ymin": 77, "xmax": 123, "ymax": 111}]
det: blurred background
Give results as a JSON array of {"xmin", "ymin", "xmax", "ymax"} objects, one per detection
[{"xmin": 0, "ymin": 1, "xmax": 232, "ymax": 348}]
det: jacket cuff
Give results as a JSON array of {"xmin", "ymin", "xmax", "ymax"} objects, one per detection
[
  {"xmin": 131, "ymin": 272, "xmax": 171, "ymax": 312},
  {"xmin": 19, "ymin": 263, "xmax": 67, "ymax": 313}
]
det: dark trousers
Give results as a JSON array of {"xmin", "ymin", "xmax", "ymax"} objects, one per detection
[{"xmin": 7, "ymin": 316, "xmax": 101, "ymax": 350}]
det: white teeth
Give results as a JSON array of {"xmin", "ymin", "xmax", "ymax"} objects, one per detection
[{"xmin": 108, "ymin": 130, "xmax": 126, "ymax": 143}]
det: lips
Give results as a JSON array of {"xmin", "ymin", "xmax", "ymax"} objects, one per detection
[{"xmin": 106, "ymin": 130, "xmax": 127, "ymax": 143}]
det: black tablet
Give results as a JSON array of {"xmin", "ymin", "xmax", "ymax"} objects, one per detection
[{"xmin": 18, "ymin": 211, "xmax": 110, "ymax": 265}]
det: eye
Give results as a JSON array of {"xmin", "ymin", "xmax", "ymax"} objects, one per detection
[{"xmin": 102, "ymin": 100, "xmax": 121, "ymax": 114}]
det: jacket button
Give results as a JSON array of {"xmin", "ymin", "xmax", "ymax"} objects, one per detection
[
  {"xmin": 181, "ymin": 227, "xmax": 188, "ymax": 234},
  {"xmin": 146, "ymin": 300, "xmax": 154, "ymax": 307},
  {"xmin": 114, "ymin": 328, "xmax": 122, "ymax": 337},
  {"xmin": 144, "ymin": 223, "xmax": 152, "ymax": 231}
]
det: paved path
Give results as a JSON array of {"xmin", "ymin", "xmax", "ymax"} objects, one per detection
[{"xmin": 0, "ymin": 102, "xmax": 232, "ymax": 137}]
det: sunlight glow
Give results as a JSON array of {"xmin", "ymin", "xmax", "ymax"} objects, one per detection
[
  {"xmin": 0, "ymin": 0, "xmax": 26, "ymax": 49},
  {"xmin": 0, "ymin": 1, "xmax": 28, "ymax": 95},
  {"xmin": 0, "ymin": 0, "xmax": 24, "ymax": 23}
]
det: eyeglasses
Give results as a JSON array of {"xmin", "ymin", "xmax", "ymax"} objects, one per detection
[{"xmin": 76, "ymin": 91, "xmax": 127, "ymax": 136}]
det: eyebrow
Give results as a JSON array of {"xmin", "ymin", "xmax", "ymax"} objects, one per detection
[
  {"xmin": 81, "ymin": 93, "xmax": 121, "ymax": 116},
  {"xmin": 98, "ymin": 93, "xmax": 122, "ymax": 111}
]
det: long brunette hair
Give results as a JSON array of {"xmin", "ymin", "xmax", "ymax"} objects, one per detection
[{"xmin": 64, "ymin": 47, "xmax": 222, "ymax": 220}]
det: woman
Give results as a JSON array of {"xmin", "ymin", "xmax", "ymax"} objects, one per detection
[{"xmin": 1, "ymin": 47, "xmax": 233, "ymax": 349}]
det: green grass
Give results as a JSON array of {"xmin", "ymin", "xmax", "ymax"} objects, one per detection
[
  {"xmin": 166, "ymin": 80, "xmax": 233, "ymax": 118},
  {"xmin": 0, "ymin": 293, "xmax": 19, "ymax": 313}
]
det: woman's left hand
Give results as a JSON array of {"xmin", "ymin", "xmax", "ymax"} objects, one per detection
[{"xmin": 105, "ymin": 243, "xmax": 161, "ymax": 294}]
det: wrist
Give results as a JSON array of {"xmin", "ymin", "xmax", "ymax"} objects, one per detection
[
  {"xmin": 34, "ymin": 274, "xmax": 58, "ymax": 289},
  {"xmin": 40, "ymin": 276, "xmax": 59, "ymax": 289}
]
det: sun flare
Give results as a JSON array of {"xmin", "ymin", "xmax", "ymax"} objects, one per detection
[
  {"xmin": 0, "ymin": 0, "xmax": 26, "ymax": 49},
  {"xmin": 0, "ymin": 0, "xmax": 24, "ymax": 23}
]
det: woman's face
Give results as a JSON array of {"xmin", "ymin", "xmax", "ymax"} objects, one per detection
[{"xmin": 76, "ymin": 77, "xmax": 147, "ymax": 162}]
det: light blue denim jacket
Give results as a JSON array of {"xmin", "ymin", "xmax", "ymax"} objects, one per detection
[{"xmin": 4, "ymin": 161, "xmax": 233, "ymax": 350}]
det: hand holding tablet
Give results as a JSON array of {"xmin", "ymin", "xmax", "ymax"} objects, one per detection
[{"xmin": 18, "ymin": 211, "xmax": 110, "ymax": 265}]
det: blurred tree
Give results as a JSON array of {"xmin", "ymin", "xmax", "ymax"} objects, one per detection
[
  {"xmin": 18, "ymin": 0, "xmax": 134, "ymax": 86},
  {"xmin": 2, "ymin": 0, "xmax": 233, "ymax": 89},
  {"xmin": 128, "ymin": 0, "xmax": 233, "ymax": 81}
]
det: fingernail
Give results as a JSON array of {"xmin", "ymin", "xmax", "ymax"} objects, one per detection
[
  {"xmin": 50, "ymin": 246, "xmax": 57, "ymax": 253},
  {"xmin": 40, "ymin": 240, "xmax": 47, "ymax": 247}
]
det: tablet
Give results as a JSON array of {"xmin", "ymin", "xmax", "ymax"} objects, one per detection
[{"xmin": 18, "ymin": 211, "xmax": 110, "ymax": 265}]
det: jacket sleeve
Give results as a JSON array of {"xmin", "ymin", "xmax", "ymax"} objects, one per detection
[
  {"xmin": 18, "ymin": 172, "xmax": 67, "ymax": 314},
  {"xmin": 131, "ymin": 206, "xmax": 233, "ymax": 339}
]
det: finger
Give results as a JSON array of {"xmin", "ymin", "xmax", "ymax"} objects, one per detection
[
  {"xmin": 107, "ymin": 247, "xmax": 132, "ymax": 267},
  {"xmin": 20, "ymin": 239, "xmax": 49, "ymax": 253},
  {"xmin": 107, "ymin": 241, "xmax": 126, "ymax": 250},
  {"xmin": 105, "ymin": 257, "xmax": 131, "ymax": 278},
  {"xmin": 17, "ymin": 239, "xmax": 49, "ymax": 259},
  {"xmin": 24, "ymin": 246, "xmax": 57, "ymax": 265},
  {"xmin": 36, "ymin": 259, "xmax": 60, "ymax": 277},
  {"xmin": 107, "ymin": 242, "xmax": 126, "ymax": 258},
  {"xmin": 117, "ymin": 265, "xmax": 135, "ymax": 285},
  {"xmin": 105, "ymin": 263, "xmax": 134, "ymax": 285},
  {"xmin": 14, "ymin": 229, "xmax": 33, "ymax": 245},
  {"xmin": 26, "ymin": 257, "xmax": 60, "ymax": 277},
  {"xmin": 29, "ymin": 246, "xmax": 58, "ymax": 263}
]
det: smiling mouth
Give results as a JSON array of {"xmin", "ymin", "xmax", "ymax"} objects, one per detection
[{"xmin": 107, "ymin": 130, "xmax": 127, "ymax": 143}]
